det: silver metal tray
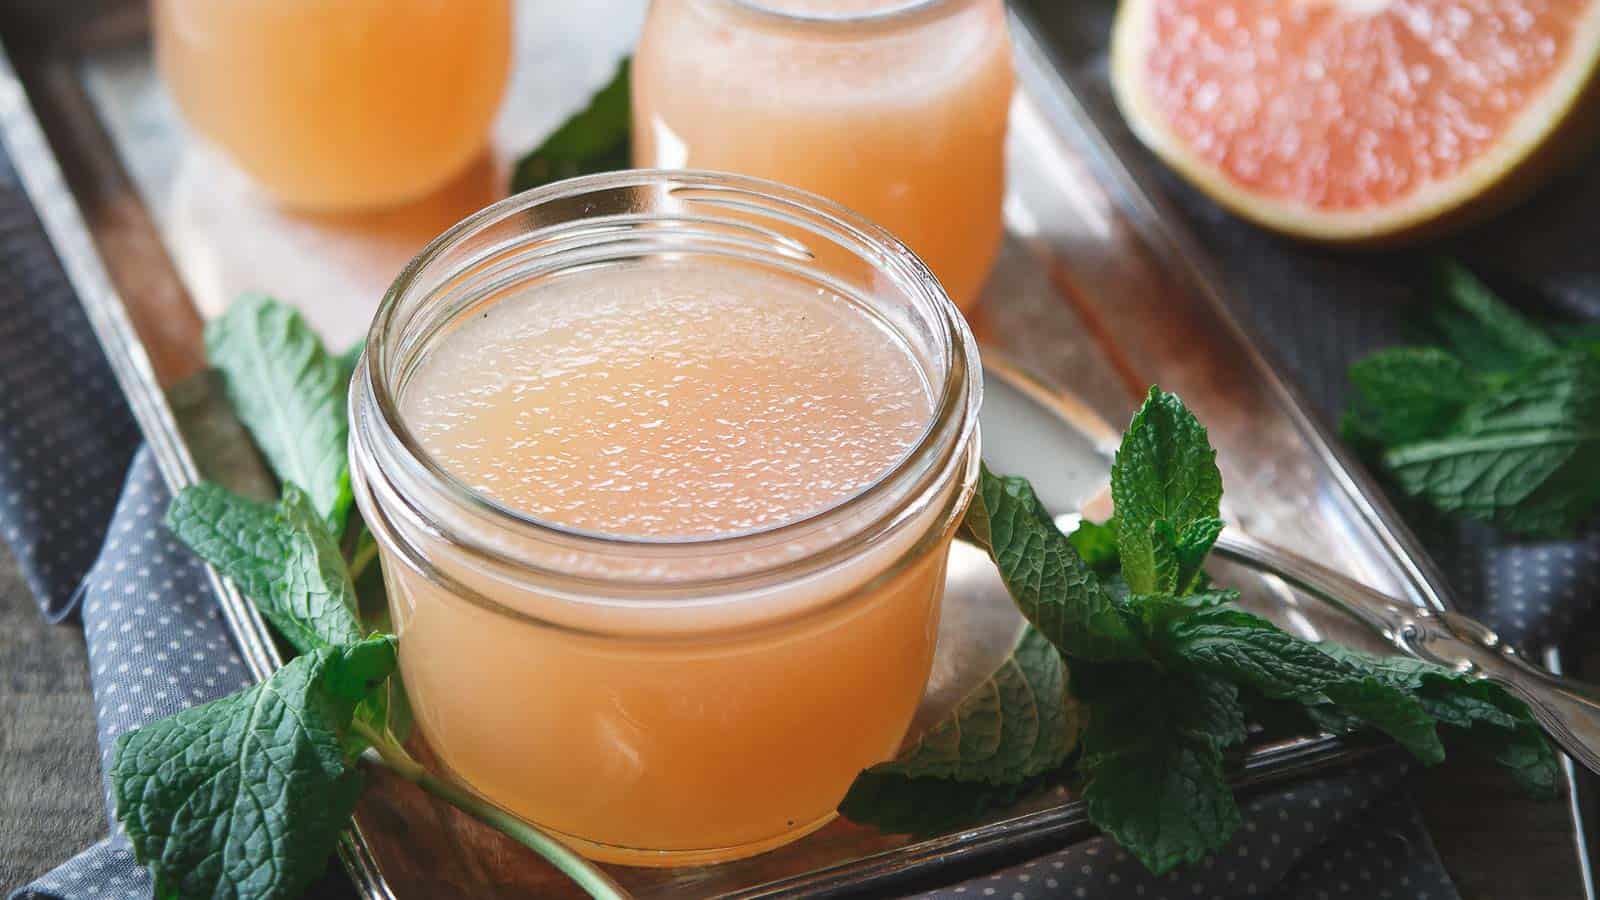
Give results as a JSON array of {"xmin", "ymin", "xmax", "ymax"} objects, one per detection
[{"xmin": 0, "ymin": 1, "xmax": 1477, "ymax": 896}]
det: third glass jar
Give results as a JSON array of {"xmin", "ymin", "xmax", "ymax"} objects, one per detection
[{"xmin": 632, "ymin": 0, "xmax": 1014, "ymax": 310}]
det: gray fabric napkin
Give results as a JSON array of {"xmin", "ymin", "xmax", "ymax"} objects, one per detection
[
  {"xmin": 9, "ymin": 450, "xmax": 250, "ymax": 900},
  {"xmin": 0, "ymin": 147, "xmax": 139, "ymax": 621},
  {"xmin": 913, "ymin": 766, "xmax": 1455, "ymax": 900}
]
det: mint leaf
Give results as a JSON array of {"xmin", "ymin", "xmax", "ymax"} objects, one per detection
[
  {"xmin": 112, "ymin": 637, "xmax": 396, "ymax": 900},
  {"xmin": 1346, "ymin": 261, "xmax": 1600, "ymax": 537},
  {"xmin": 167, "ymin": 483, "xmax": 364, "ymax": 654},
  {"xmin": 1128, "ymin": 588, "xmax": 1237, "ymax": 635},
  {"xmin": 1161, "ymin": 607, "xmax": 1353, "ymax": 703},
  {"xmin": 1077, "ymin": 668, "xmax": 1246, "ymax": 874},
  {"xmin": 1344, "ymin": 347, "xmax": 1477, "ymax": 447},
  {"xmin": 963, "ymin": 465, "xmax": 1144, "ymax": 662},
  {"xmin": 1315, "ymin": 645, "xmax": 1558, "ymax": 796},
  {"xmin": 874, "ymin": 627, "xmax": 1078, "ymax": 785},
  {"xmin": 1424, "ymin": 259, "xmax": 1555, "ymax": 372},
  {"xmin": 511, "ymin": 58, "xmax": 631, "ymax": 194},
  {"xmin": 1112, "ymin": 387, "xmax": 1223, "ymax": 595},
  {"xmin": 1161, "ymin": 607, "xmax": 1444, "ymax": 763},
  {"xmin": 1319, "ymin": 677, "xmax": 1444, "ymax": 764},
  {"xmin": 1382, "ymin": 351, "xmax": 1600, "ymax": 537},
  {"xmin": 838, "ymin": 770, "xmax": 1041, "ymax": 836},
  {"xmin": 1067, "ymin": 516, "xmax": 1119, "ymax": 574},
  {"xmin": 206, "ymin": 295, "xmax": 352, "ymax": 531}
]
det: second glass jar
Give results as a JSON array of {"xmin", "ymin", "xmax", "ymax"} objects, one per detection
[{"xmin": 632, "ymin": 0, "xmax": 1015, "ymax": 310}]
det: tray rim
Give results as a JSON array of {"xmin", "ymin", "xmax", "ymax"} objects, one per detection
[
  {"xmin": 0, "ymin": 36, "xmax": 399, "ymax": 900},
  {"xmin": 0, "ymin": 6, "xmax": 1552, "ymax": 898}
]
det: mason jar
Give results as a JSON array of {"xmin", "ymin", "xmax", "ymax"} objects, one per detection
[
  {"xmin": 349, "ymin": 170, "xmax": 982, "ymax": 865},
  {"xmin": 633, "ymin": 0, "xmax": 1015, "ymax": 310}
]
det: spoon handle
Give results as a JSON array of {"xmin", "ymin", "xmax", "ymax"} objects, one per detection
[{"xmin": 1213, "ymin": 531, "xmax": 1600, "ymax": 777}]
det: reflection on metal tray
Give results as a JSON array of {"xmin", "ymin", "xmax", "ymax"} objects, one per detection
[{"xmin": 0, "ymin": 0, "xmax": 1457, "ymax": 896}]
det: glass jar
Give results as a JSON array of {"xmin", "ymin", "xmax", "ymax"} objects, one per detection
[
  {"xmin": 632, "ymin": 0, "xmax": 1015, "ymax": 311},
  {"xmin": 349, "ymin": 170, "xmax": 983, "ymax": 865},
  {"xmin": 154, "ymin": 0, "xmax": 511, "ymax": 211}
]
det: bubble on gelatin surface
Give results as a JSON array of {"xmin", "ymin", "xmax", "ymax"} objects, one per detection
[{"xmin": 402, "ymin": 259, "xmax": 934, "ymax": 539}]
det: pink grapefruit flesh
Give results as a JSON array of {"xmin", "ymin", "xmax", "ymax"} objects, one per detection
[{"xmin": 1112, "ymin": 0, "xmax": 1600, "ymax": 242}]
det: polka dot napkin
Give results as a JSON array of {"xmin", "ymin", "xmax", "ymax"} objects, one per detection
[
  {"xmin": 10, "ymin": 451, "xmax": 247, "ymax": 900},
  {"xmin": 0, "ymin": 149, "xmax": 139, "ymax": 623}
]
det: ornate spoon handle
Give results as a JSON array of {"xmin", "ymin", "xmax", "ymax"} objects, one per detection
[{"xmin": 1213, "ymin": 531, "xmax": 1600, "ymax": 777}]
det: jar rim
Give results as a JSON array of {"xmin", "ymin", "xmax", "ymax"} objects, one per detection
[
  {"xmin": 712, "ymin": 0, "xmax": 957, "ymax": 27},
  {"xmin": 353, "ymin": 169, "xmax": 982, "ymax": 598}
]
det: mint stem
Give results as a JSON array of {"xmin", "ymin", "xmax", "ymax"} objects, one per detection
[
  {"xmin": 348, "ymin": 539, "xmax": 379, "ymax": 581},
  {"xmin": 353, "ymin": 720, "xmax": 628, "ymax": 900}
]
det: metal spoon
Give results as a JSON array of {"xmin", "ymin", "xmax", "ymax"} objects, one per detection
[{"xmin": 1213, "ymin": 529, "xmax": 1600, "ymax": 777}]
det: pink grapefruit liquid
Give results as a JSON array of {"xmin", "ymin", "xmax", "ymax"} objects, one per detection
[
  {"xmin": 383, "ymin": 258, "xmax": 957, "ymax": 863},
  {"xmin": 632, "ymin": 0, "xmax": 1015, "ymax": 309},
  {"xmin": 153, "ymin": 0, "xmax": 511, "ymax": 211}
]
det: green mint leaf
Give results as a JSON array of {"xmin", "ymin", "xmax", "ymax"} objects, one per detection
[
  {"xmin": 1172, "ymin": 516, "xmax": 1224, "ymax": 593},
  {"xmin": 1127, "ymin": 588, "xmax": 1238, "ymax": 635},
  {"xmin": 510, "ymin": 57, "xmax": 631, "ymax": 194},
  {"xmin": 1316, "ymin": 646, "xmax": 1558, "ymax": 796},
  {"xmin": 1111, "ymin": 387, "xmax": 1223, "ymax": 595},
  {"xmin": 1161, "ymin": 607, "xmax": 1445, "ymax": 763},
  {"xmin": 1344, "ymin": 347, "xmax": 1477, "ymax": 447},
  {"xmin": 1382, "ymin": 351, "xmax": 1600, "ymax": 537},
  {"xmin": 167, "ymin": 483, "xmax": 364, "ymax": 655},
  {"xmin": 1066, "ymin": 516, "xmax": 1119, "ymax": 574},
  {"xmin": 1345, "ymin": 261, "xmax": 1600, "ymax": 537},
  {"xmin": 1490, "ymin": 719, "xmax": 1563, "ymax": 798},
  {"xmin": 962, "ymin": 464, "xmax": 1145, "ymax": 662},
  {"xmin": 1319, "ymin": 677, "xmax": 1444, "ymax": 764},
  {"xmin": 1424, "ymin": 259, "xmax": 1556, "ymax": 372},
  {"xmin": 838, "ymin": 769, "xmax": 1041, "ymax": 836},
  {"xmin": 1162, "ymin": 607, "xmax": 1353, "ymax": 702},
  {"xmin": 206, "ymin": 294, "xmax": 352, "ymax": 532},
  {"xmin": 1077, "ymin": 668, "xmax": 1246, "ymax": 874},
  {"xmin": 112, "ymin": 637, "xmax": 396, "ymax": 900},
  {"xmin": 1556, "ymin": 321, "xmax": 1600, "ymax": 364},
  {"xmin": 873, "ymin": 626, "xmax": 1079, "ymax": 785}
]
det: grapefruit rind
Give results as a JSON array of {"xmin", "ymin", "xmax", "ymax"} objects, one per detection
[{"xmin": 1110, "ymin": 0, "xmax": 1600, "ymax": 244}]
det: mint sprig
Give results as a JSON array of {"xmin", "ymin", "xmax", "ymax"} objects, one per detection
[
  {"xmin": 111, "ymin": 638, "xmax": 396, "ymax": 900},
  {"xmin": 1345, "ymin": 259, "xmax": 1600, "ymax": 537},
  {"xmin": 113, "ymin": 296, "xmax": 624, "ymax": 900},
  {"xmin": 844, "ymin": 385, "xmax": 1557, "ymax": 874}
]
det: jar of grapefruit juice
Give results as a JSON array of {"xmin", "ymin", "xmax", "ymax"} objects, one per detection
[
  {"xmin": 632, "ymin": 0, "xmax": 1015, "ymax": 310},
  {"xmin": 154, "ymin": 0, "xmax": 511, "ymax": 211},
  {"xmin": 349, "ymin": 171, "xmax": 982, "ymax": 865}
]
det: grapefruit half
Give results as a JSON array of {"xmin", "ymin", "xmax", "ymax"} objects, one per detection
[{"xmin": 1111, "ymin": 0, "xmax": 1600, "ymax": 243}]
